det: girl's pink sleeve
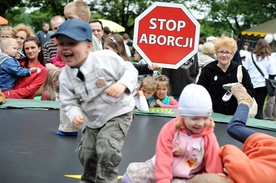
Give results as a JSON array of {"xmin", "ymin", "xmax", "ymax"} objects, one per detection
[{"xmin": 160, "ymin": 97, "xmax": 179, "ymax": 109}]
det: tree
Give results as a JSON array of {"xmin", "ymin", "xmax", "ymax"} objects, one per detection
[
  {"xmin": 3, "ymin": 0, "xmax": 276, "ymax": 41},
  {"xmin": 0, "ymin": 0, "xmax": 22, "ymax": 16},
  {"xmin": 89, "ymin": 0, "xmax": 153, "ymax": 34},
  {"xmin": 187, "ymin": 0, "xmax": 276, "ymax": 37}
]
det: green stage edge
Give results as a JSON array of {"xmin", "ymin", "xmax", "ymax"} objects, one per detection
[{"xmin": 1, "ymin": 99, "xmax": 276, "ymax": 132}]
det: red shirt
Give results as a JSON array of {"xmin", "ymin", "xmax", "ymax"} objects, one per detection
[{"xmin": 4, "ymin": 60, "xmax": 47, "ymax": 99}]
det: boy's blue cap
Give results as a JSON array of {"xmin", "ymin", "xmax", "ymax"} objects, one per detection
[{"xmin": 50, "ymin": 18, "xmax": 92, "ymax": 42}]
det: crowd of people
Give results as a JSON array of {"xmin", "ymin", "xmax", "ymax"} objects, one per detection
[{"xmin": 1, "ymin": 0, "xmax": 276, "ymax": 182}]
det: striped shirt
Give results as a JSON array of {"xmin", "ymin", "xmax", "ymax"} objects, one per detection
[{"xmin": 43, "ymin": 39, "xmax": 57, "ymax": 64}]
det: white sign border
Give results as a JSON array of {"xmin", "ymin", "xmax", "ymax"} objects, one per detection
[{"xmin": 133, "ymin": 2, "xmax": 200, "ymax": 69}]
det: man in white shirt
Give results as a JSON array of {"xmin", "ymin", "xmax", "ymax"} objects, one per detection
[{"xmin": 89, "ymin": 19, "xmax": 104, "ymax": 50}]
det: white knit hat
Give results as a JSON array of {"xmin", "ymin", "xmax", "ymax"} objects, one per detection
[{"xmin": 178, "ymin": 84, "xmax": 213, "ymax": 116}]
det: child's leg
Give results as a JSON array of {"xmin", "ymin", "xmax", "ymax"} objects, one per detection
[
  {"xmin": 227, "ymin": 84, "xmax": 256, "ymax": 143},
  {"xmin": 78, "ymin": 127, "xmax": 98, "ymax": 183},
  {"xmin": 56, "ymin": 109, "xmax": 78, "ymax": 136},
  {"xmin": 96, "ymin": 112, "xmax": 133, "ymax": 183}
]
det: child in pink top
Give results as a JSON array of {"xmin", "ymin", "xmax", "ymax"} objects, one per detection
[
  {"xmin": 122, "ymin": 84, "xmax": 223, "ymax": 183},
  {"xmin": 50, "ymin": 51, "xmax": 65, "ymax": 68}
]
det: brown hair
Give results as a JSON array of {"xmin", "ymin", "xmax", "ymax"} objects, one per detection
[
  {"xmin": 105, "ymin": 34, "xmax": 130, "ymax": 61},
  {"xmin": 139, "ymin": 76, "xmax": 157, "ymax": 92},
  {"xmin": 154, "ymin": 75, "xmax": 171, "ymax": 94},
  {"xmin": 22, "ymin": 37, "xmax": 45, "ymax": 67},
  {"xmin": 253, "ymin": 39, "xmax": 271, "ymax": 60}
]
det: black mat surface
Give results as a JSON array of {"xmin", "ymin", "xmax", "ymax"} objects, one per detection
[{"xmin": 0, "ymin": 109, "xmax": 275, "ymax": 182}]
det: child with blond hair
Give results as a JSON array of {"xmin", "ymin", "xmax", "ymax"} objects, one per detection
[
  {"xmin": 135, "ymin": 76, "xmax": 157, "ymax": 112},
  {"xmin": 0, "ymin": 38, "xmax": 36, "ymax": 91}
]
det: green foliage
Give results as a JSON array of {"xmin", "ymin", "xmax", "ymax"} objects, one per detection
[
  {"xmin": 0, "ymin": 0, "xmax": 22, "ymax": 16},
  {"xmin": 2, "ymin": 0, "xmax": 276, "ymax": 41},
  {"xmin": 89, "ymin": 0, "xmax": 152, "ymax": 34},
  {"xmin": 187, "ymin": 0, "xmax": 276, "ymax": 37},
  {"xmin": 5, "ymin": 7, "xmax": 31, "ymax": 27},
  {"xmin": 29, "ymin": 10, "xmax": 53, "ymax": 32}
]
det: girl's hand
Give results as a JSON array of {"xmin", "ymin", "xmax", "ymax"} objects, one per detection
[
  {"xmin": 73, "ymin": 114, "xmax": 84, "ymax": 130},
  {"xmin": 137, "ymin": 90, "xmax": 144, "ymax": 97},
  {"xmin": 150, "ymin": 102, "xmax": 156, "ymax": 107},
  {"xmin": 156, "ymin": 99, "xmax": 162, "ymax": 107}
]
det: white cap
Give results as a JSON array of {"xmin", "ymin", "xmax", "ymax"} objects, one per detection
[{"xmin": 178, "ymin": 84, "xmax": 213, "ymax": 116}]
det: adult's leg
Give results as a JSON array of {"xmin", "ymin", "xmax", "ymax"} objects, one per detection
[
  {"xmin": 273, "ymin": 97, "xmax": 276, "ymax": 119},
  {"xmin": 227, "ymin": 84, "xmax": 256, "ymax": 143},
  {"xmin": 254, "ymin": 87, "xmax": 267, "ymax": 119},
  {"xmin": 264, "ymin": 95, "xmax": 275, "ymax": 120}
]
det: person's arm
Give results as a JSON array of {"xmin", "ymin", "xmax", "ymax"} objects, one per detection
[
  {"xmin": 133, "ymin": 63, "xmax": 153, "ymax": 75},
  {"xmin": 43, "ymin": 41, "xmax": 54, "ymax": 64},
  {"xmin": 135, "ymin": 91, "xmax": 149, "ymax": 112},
  {"xmin": 196, "ymin": 66, "xmax": 212, "ymax": 89},
  {"xmin": 268, "ymin": 55, "xmax": 276, "ymax": 79},
  {"xmin": 45, "ymin": 63, "xmax": 59, "ymax": 70},
  {"xmin": 241, "ymin": 66, "xmax": 255, "ymax": 97},
  {"xmin": 204, "ymin": 132, "xmax": 224, "ymax": 173},
  {"xmin": 155, "ymin": 118, "xmax": 177, "ymax": 182},
  {"xmin": 116, "ymin": 61, "xmax": 138, "ymax": 94},
  {"xmin": 159, "ymin": 97, "xmax": 179, "ymax": 109},
  {"xmin": 2, "ymin": 58, "xmax": 31, "ymax": 76}
]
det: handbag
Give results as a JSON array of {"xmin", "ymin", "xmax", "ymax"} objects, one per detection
[
  {"xmin": 251, "ymin": 53, "xmax": 276, "ymax": 96},
  {"xmin": 237, "ymin": 65, "xmax": 258, "ymax": 118}
]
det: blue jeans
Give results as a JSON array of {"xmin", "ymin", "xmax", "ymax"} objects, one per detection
[{"xmin": 227, "ymin": 104, "xmax": 256, "ymax": 143}]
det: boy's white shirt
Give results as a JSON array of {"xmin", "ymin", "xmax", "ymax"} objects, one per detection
[{"xmin": 59, "ymin": 50, "xmax": 138, "ymax": 129}]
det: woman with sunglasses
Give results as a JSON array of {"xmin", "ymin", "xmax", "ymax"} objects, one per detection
[{"xmin": 197, "ymin": 37, "xmax": 254, "ymax": 115}]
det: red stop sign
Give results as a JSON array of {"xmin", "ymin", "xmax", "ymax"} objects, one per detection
[{"xmin": 133, "ymin": 2, "xmax": 200, "ymax": 69}]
